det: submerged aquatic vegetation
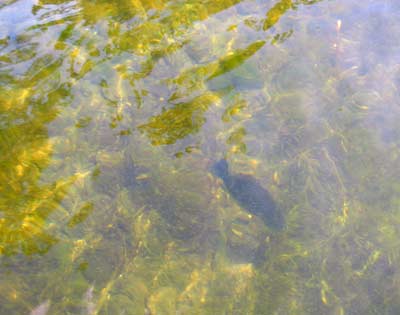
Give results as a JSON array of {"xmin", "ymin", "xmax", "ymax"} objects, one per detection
[
  {"xmin": 1, "ymin": 0, "xmax": 400, "ymax": 314},
  {"xmin": 138, "ymin": 91, "xmax": 222, "ymax": 145}
]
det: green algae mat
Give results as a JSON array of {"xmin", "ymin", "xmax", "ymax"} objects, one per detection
[{"xmin": 1, "ymin": 0, "xmax": 400, "ymax": 314}]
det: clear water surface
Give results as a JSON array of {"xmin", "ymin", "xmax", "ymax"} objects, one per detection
[{"xmin": 1, "ymin": 0, "xmax": 400, "ymax": 314}]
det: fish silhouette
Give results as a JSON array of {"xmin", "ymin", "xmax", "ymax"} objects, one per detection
[{"xmin": 212, "ymin": 159, "xmax": 284, "ymax": 230}]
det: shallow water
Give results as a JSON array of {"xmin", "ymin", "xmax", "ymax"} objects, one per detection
[{"xmin": 1, "ymin": 0, "xmax": 400, "ymax": 314}]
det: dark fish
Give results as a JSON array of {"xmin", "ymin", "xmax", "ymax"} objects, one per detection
[{"xmin": 212, "ymin": 159, "xmax": 284, "ymax": 230}]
